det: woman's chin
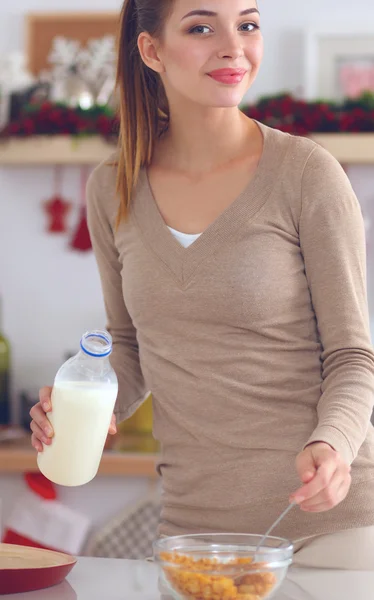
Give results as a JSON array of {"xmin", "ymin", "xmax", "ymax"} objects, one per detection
[
  {"xmin": 204, "ymin": 85, "xmax": 251, "ymax": 108},
  {"xmin": 209, "ymin": 94, "xmax": 248, "ymax": 109}
]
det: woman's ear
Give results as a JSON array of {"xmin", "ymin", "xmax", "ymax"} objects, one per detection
[{"xmin": 138, "ymin": 32, "xmax": 165, "ymax": 74}]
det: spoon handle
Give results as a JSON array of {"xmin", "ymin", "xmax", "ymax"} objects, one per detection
[{"xmin": 256, "ymin": 502, "xmax": 296, "ymax": 553}]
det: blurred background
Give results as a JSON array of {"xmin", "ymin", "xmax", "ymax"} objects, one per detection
[{"xmin": 0, "ymin": 0, "xmax": 373, "ymax": 559}]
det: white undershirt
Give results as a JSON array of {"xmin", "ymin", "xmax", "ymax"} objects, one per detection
[{"xmin": 168, "ymin": 226, "xmax": 202, "ymax": 248}]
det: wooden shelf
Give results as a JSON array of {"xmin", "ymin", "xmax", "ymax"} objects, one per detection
[
  {"xmin": 0, "ymin": 438, "xmax": 158, "ymax": 478},
  {"xmin": 311, "ymin": 133, "xmax": 374, "ymax": 165},
  {"xmin": 0, "ymin": 135, "xmax": 115, "ymax": 165},
  {"xmin": 0, "ymin": 134, "xmax": 373, "ymax": 165}
]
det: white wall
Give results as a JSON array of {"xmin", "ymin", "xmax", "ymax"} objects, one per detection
[
  {"xmin": 250, "ymin": 0, "xmax": 374, "ymax": 102},
  {"xmin": 1, "ymin": 0, "xmax": 374, "ymax": 406},
  {"xmin": 0, "ymin": 166, "xmax": 107, "ymax": 412}
]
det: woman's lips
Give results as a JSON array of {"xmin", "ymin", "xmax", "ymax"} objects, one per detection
[{"xmin": 208, "ymin": 68, "xmax": 247, "ymax": 84}]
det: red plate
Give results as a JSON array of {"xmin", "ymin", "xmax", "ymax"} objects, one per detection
[{"xmin": 0, "ymin": 543, "xmax": 77, "ymax": 595}]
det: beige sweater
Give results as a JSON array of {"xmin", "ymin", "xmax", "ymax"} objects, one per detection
[{"xmin": 87, "ymin": 121, "xmax": 374, "ymax": 542}]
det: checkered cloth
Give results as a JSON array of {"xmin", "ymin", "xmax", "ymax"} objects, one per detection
[{"xmin": 85, "ymin": 493, "xmax": 161, "ymax": 559}]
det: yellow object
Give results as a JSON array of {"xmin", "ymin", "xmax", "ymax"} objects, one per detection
[{"xmin": 118, "ymin": 393, "xmax": 153, "ymax": 434}]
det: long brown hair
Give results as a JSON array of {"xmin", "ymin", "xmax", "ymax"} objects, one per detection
[{"xmin": 115, "ymin": 0, "xmax": 172, "ymax": 226}]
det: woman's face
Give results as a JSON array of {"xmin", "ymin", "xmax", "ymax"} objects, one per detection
[{"xmin": 145, "ymin": 0, "xmax": 263, "ymax": 109}]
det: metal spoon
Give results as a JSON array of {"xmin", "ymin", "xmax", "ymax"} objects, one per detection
[{"xmin": 255, "ymin": 501, "xmax": 296, "ymax": 558}]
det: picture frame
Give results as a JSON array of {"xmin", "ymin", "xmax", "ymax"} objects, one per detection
[
  {"xmin": 26, "ymin": 12, "xmax": 120, "ymax": 76},
  {"xmin": 304, "ymin": 28, "xmax": 374, "ymax": 101}
]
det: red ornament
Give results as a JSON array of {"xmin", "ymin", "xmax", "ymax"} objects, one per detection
[
  {"xmin": 44, "ymin": 197, "xmax": 71, "ymax": 233},
  {"xmin": 70, "ymin": 167, "xmax": 92, "ymax": 252},
  {"xmin": 44, "ymin": 167, "xmax": 71, "ymax": 233}
]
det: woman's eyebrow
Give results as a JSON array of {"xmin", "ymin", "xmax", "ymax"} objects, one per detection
[{"xmin": 182, "ymin": 8, "xmax": 260, "ymax": 20}]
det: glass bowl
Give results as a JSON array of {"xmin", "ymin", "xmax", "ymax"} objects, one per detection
[{"xmin": 153, "ymin": 533, "xmax": 293, "ymax": 600}]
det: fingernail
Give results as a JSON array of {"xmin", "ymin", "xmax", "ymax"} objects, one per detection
[
  {"xmin": 293, "ymin": 496, "xmax": 305, "ymax": 504},
  {"xmin": 43, "ymin": 402, "xmax": 50, "ymax": 411},
  {"xmin": 44, "ymin": 426, "xmax": 53, "ymax": 437},
  {"xmin": 42, "ymin": 437, "xmax": 50, "ymax": 444}
]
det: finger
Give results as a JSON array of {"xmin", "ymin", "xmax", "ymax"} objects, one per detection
[
  {"xmin": 31, "ymin": 433, "xmax": 43, "ymax": 452},
  {"xmin": 301, "ymin": 500, "xmax": 334, "ymax": 513},
  {"xmin": 301, "ymin": 472, "xmax": 351, "ymax": 512},
  {"xmin": 108, "ymin": 414, "xmax": 117, "ymax": 435},
  {"xmin": 335, "ymin": 474, "xmax": 352, "ymax": 504},
  {"xmin": 301, "ymin": 490, "xmax": 347, "ymax": 512},
  {"xmin": 296, "ymin": 451, "xmax": 317, "ymax": 484},
  {"xmin": 292, "ymin": 459, "xmax": 338, "ymax": 503},
  {"xmin": 302, "ymin": 470, "xmax": 316, "ymax": 484},
  {"xmin": 39, "ymin": 386, "xmax": 53, "ymax": 412},
  {"xmin": 300, "ymin": 470, "xmax": 344, "ymax": 510},
  {"xmin": 30, "ymin": 420, "xmax": 52, "ymax": 445},
  {"xmin": 29, "ymin": 404, "xmax": 54, "ymax": 438}
]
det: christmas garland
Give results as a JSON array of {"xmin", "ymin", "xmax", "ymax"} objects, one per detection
[
  {"xmin": 243, "ymin": 91, "xmax": 374, "ymax": 134},
  {"xmin": 1, "ymin": 92, "xmax": 373, "ymax": 139},
  {"xmin": 1, "ymin": 103, "xmax": 119, "ymax": 139}
]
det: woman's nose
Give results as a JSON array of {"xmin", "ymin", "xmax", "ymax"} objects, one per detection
[{"xmin": 217, "ymin": 35, "xmax": 244, "ymax": 60}]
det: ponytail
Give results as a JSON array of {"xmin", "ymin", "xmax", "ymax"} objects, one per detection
[{"xmin": 115, "ymin": 0, "xmax": 170, "ymax": 226}]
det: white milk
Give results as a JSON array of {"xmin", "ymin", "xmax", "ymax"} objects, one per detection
[{"xmin": 37, "ymin": 381, "xmax": 118, "ymax": 487}]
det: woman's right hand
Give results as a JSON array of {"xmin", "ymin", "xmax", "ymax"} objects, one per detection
[{"xmin": 30, "ymin": 386, "xmax": 54, "ymax": 452}]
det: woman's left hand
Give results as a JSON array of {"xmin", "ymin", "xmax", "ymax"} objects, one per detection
[{"xmin": 290, "ymin": 442, "xmax": 352, "ymax": 512}]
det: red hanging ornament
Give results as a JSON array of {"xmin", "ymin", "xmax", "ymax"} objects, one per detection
[
  {"xmin": 70, "ymin": 167, "xmax": 92, "ymax": 252},
  {"xmin": 44, "ymin": 167, "xmax": 71, "ymax": 233}
]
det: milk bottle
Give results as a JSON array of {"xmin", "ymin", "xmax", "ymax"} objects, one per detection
[{"xmin": 37, "ymin": 330, "xmax": 118, "ymax": 486}]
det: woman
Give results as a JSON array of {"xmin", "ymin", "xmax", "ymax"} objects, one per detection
[{"xmin": 30, "ymin": 0, "xmax": 374, "ymax": 569}]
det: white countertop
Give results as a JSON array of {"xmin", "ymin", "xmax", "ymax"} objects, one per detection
[{"xmin": 3, "ymin": 557, "xmax": 374, "ymax": 600}]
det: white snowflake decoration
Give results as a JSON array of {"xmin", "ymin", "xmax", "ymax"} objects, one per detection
[
  {"xmin": 45, "ymin": 35, "xmax": 116, "ymax": 105},
  {"xmin": 78, "ymin": 36, "xmax": 116, "ymax": 96},
  {"xmin": 47, "ymin": 37, "xmax": 81, "ymax": 77}
]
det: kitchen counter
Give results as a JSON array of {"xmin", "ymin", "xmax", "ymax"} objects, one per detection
[{"xmin": 1, "ymin": 557, "xmax": 374, "ymax": 600}]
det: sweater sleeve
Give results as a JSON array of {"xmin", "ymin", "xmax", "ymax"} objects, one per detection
[
  {"xmin": 86, "ymin": 167, "xmax": 148, "ymax": 423},
  {"xmin": 299, "ymin": 145, "xmax": 374, "ymax": 465}
]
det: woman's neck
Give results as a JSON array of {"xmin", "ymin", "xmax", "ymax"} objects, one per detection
[{"xmin": 153, "ymin": 105, "xmax": 257, "ymax": 175}]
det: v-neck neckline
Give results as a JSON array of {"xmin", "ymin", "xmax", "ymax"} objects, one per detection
[{"xmin": 131, "ymin": 121, "xmax": 287, "ymax": 287}]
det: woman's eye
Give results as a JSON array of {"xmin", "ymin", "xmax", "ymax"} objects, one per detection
[
  {"xmin": 189, "ymin": 25, "xmax": 212, "ymax": 34},
  {"xmin": 239, "ymin": 22, "xmax": 259, "ymax": 33}
]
